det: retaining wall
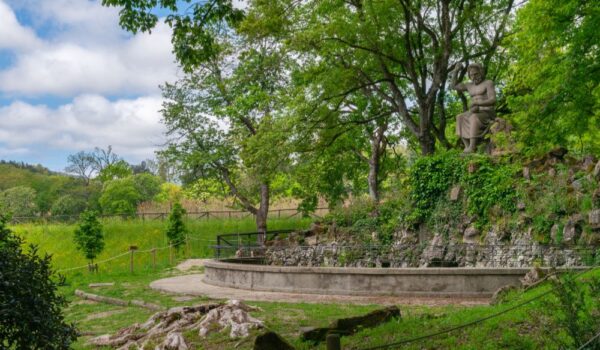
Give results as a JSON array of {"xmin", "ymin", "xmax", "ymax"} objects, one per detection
[{"xmin": 202, "ymin": 260, "xmax": 563, "ymax": 297}]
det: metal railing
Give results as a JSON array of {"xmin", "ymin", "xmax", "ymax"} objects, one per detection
[{"xmin": 213, "ymin": 229, "xmax": 297, "ymax": 260}]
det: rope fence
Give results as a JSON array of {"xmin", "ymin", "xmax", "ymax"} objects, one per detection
[
  {"xmin": 353, "ymin": 264, "xmax": 600, "ymax": 350},
  {"xmin": 55, "ymin": 235, "xmax": 216, "ymax": 274}
]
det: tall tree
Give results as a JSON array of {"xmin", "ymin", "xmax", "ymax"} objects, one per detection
[
  {"xmin": 65, "ymin": 151, "xmax": 95, "ymax": 185},
  {"xmin": 254, "ymin": 0, "xmax": 514, "ymax": 155},
  {"xmin": 160, "ymin": 34, "xmax": 291, "ymax": 234},
  {"xmin": 506, "ymin": 0, "xmax": 600, "ymax": 155}
]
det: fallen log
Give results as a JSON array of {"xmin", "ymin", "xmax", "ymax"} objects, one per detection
[
  {"xmin": 74, "ymin": 289, "xmax": 164, "ymax": 311},
  {"xmin": 301, "ymin": 306, "xmax": 401, "ymax": 343}
]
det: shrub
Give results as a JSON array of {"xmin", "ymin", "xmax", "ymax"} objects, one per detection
[
  {"xmin": 0, "ymin": 214, "xmax": 78, "ymax": 348},
  {"xmin": 166, "ymin": 203, "xmax": 187, "ymax": 250},
  {"xmin": 73, "ymin": 210, "xmax": 105, "ymax": 266},
  {"xmin": 51, "ymin": 194, "xmax": 87, "ymax": 216},
  {"xmin": 408, "ymin": 151, "xmax": 464, "ymax": 223}
]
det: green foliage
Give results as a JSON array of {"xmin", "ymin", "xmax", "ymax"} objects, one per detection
[
  {"xmin": 102, "ymin": 0, "xmax": 244, "ymax": 72},
  {"xmin": 543, "ymin": 273, "xmax": 600, "ymax": 348},
  {"xmin": 0, "ymin": 185, "xmax": 38, "ymax": 217},
  {"xmin": 0, "ymin": 214, "xmax": 78, "ymax": 348},
  {"xmin": 165, "ymin": 203, "xmax": 186, "ymax": 249},
  {"xmin": 0, "ymin": 162, "xmax": 97, "ymax": 216},
  {"xmin": 97, "ymin": 160, "xmax": 133, "ymax": 182},
  {"xmin": 463, "ymin": 157, "xmax": 518, "ymax": 224},
  {"xmin": 51, "ymin": 194, "xmax": 87, "ymax": 216},
  {"xmin": 131, "ymin": 173, "xmax": 162, "ymax": 202},
  {"xmin": 507, "ymin": 0, "xmax": 600, "ymax": 155},
  {"xmin": 408, "ymin": 151, "xmax": 464, "ymax": 223},
  {"xmin": 99, "ymin": 178, "xmax": 141, "ymax": 216},
  {"xmin": 73, "ymin": 210, "xmax": 105, "ymax": 263}
]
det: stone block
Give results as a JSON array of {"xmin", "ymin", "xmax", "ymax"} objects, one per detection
[
  {"xmin": 589, "ymin": 209, "xmax": 600, "ymax": 228},
  {"xmin": 594, "ymin": 160, "xmax": 600, "ymax": 179},
  {"xmin": 449, "ymin": 185, "xmax": 462, "ymax": 201},
  {"xmin": 563, "ymin": 218, "xmax": 581, "ymax": 244},
  {"xmin": 522, "ymin": 167, "xmax": 531, "ymax": 180},
  {"xmin": 463, "ymin": 226, "xmax": 480, "ymax": 244}
]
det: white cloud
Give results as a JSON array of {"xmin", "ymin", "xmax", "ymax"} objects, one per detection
[
  {"xmin": 0, "ymin": 0, "xmax": 42, "ymax": 51},
  {"xmin": 0, "ymin": 95, "xmax": 166, "ymax": 161},
  {"xmin": 0, "ymin": 1, "xmax": 178, "ymax": 97}
]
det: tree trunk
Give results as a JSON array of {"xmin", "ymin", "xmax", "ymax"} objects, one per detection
[
  {"xmin": 255, "ymin": 183, "xmax": 269, "ymax": 245},
  {"xmin": 419, "ymin": 131, "xmax": 436, "ymax": 156}
]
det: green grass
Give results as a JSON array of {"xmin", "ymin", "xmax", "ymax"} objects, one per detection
[
  {"xmin": 12, "ymin": 217, "xmax": 312, "ymax": 273},
  {"xmin": 12, "ymin": 217, "xmax": 600, "ymax": 349}
]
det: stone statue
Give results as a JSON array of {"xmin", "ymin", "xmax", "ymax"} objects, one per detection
[{"xmin": 451, "ymin": 63, "xmax": 496, "ymax": 153}]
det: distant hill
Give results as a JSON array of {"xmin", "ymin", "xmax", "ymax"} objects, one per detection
[{"xmin": 0, "ymin": 160, "xmax": 97, "ymax": 216}]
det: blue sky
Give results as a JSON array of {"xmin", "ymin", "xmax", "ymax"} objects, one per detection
[{"xmin": 0, "ymin": 0, "xmax": 181, "ymax": 172}]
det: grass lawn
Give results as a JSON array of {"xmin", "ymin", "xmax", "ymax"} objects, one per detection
[{"xmin": 12, "ymin": 217, "xmax": 600, "ymax": 349}]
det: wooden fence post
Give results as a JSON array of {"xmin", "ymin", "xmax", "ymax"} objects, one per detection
[
  {"xmin": 326, "ymin": 333, "xmax": 341, "ymax": 350},
  {"xmin": 152, "ymin": 248, "xmax": 157, "ymax": 270},
  {"xmin": 186, "ymin": 234, "xmax": 190, "ymax": 258},
  {"xmin": 129, "ymin": 246, "xmax": 138, "ymax": 273}
]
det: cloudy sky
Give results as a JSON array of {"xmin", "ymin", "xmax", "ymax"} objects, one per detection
[{"xmin": 0, "ymin": 0, "xmax": 181, "ymax": 171}]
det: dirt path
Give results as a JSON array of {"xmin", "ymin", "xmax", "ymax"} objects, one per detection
[{"xmin": 150, "ymin": 274, "xmax": 490, "ymax": 306}]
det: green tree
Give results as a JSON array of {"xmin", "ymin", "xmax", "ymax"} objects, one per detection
[
  {"xmin": 0, "ymin": 214, "xmax": 78, "ymax": 348},
  {"xmin": 73, "ymin": 210, "xmax": 105, "ymax": 267},
  {"xmin": 51, "ymin": 194, "xmax": 87, "ymax": 216},
  {"xmin": 0, "ymin": 186, "xmax": 38, "ymax": 217},
  {"xmin": 65, "ymin": 150, "xmax": 95, "ymax": 185},
  {"xmin": 506, "ymin": 0, "xmax": 600, "ymax": 155},
  {"xmin": 159, "ymin": 25, "xmax": 292, "ymax": 234},
  {"xmin": 165, "ymin": 202, "xmax": 186, "ymax": 250},
  {"xmin": 248, "ymin": 0, "xmax": 515, "ymax": 155},
  {"xmin": 97, "ymin": 159, "xmax": 133, "ymax": 182},
  {"xmin": 99, "ymin": 178, "xmax": 141, "ymax": 216},
  {"xmin": 131, "ymin": 173, "xmax": 162, "ymax": 202}
]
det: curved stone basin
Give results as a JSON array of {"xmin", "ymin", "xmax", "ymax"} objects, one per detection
[{"xmin": 203, "ymin": 260, "xmax": 562, "ymax": 297}]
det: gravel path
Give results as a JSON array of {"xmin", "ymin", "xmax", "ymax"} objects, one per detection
[{"xmin": 150, "ymin": 274, "xmax": 490, "ymax": 306}]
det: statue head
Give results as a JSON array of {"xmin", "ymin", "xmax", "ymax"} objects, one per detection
[{"xmin": 467, "ymin": 63, "xmax": 485, "ymax": 84}]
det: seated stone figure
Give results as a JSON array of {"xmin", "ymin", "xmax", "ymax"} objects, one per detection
[{"xmin": 451, "ymin": 63, "xmax": 497, "ymax": 153}]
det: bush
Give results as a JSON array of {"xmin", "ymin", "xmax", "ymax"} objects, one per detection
[
  {"xmin": 166, "ymin": 203, "xmax": 187, "ymax": 250},
  {"xmin": 408, "ymin": 151, "xmax": 464, "ymax": 223},
  {"xmin": 463, "ymin": 157, "xmax": 518, "ymax": 224},
  {"xmin": 51, "ymin": 194, "xmax": 87, "ymax": 216},
  {"xmin": 0, "ymin": 214, "xmax": 78, "ymax": 348},
  {"xmin": 0, "ymin": 186, "xmax": 38, "ymax": 217},
  {"xmin": 73, "ymin": 210, "xmax": 105, "ymax": 266}
]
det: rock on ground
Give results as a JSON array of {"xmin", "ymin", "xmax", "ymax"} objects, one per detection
[
  {"xmin": 199, "ymin": 300, "xmax": 264, "ymax": 338},
  {"xmin": 88, "ymin": 300, "xmax": 263, "ymax": 349}
]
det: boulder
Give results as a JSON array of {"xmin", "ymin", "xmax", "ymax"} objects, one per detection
[
  {"xmin": 421, "ymin": 234, "xmax": 445, "ymax": 266},
  {"xmin": 589, "ymin": 209, "xmax": 600, "ymax": 228},
  {"xmin": 463, "ymin": 226, "xmax": 480, "ymax": 244},
  {"xmin": 449, "ymin": 185, "xmax": 462, "ymax": 201},
  {"xmin": 520, "ymin": 267, "xmax": 545, "ymax": 288},
  {"xmin": 562, "ymin": 218, "xmax": 582, "ymax": 245}
]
